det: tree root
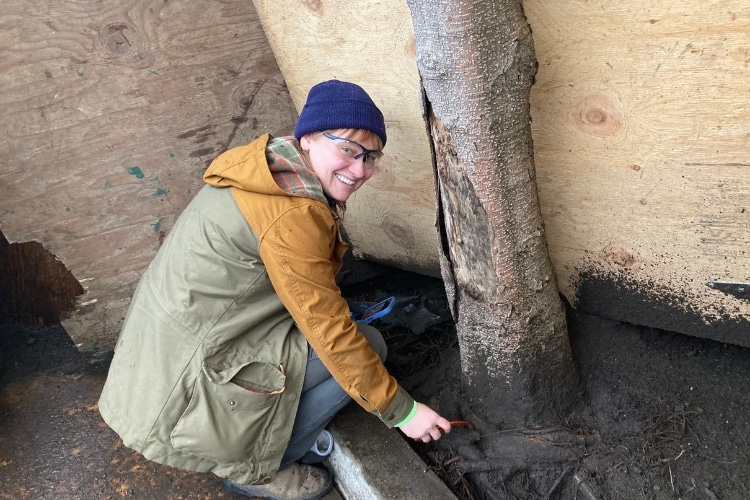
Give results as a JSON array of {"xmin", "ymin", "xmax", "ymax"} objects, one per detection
[
  {"xmin": 573, "ymin": 471, "xmax": 599, "ymax": 500},
  {"xmin": 454, "ymin": 430, "xmax": 591, "ymax": 472},
  {"xmin": 544, "ymin": 461, "xmax": 575, "ymax": 499},
  {"xmin": 433, "ymin": 418, "xmax": 601, "ymax": 500},
  {"xmin": 421, "ymin": 407, "xmax": 602, "ymax": 499}
]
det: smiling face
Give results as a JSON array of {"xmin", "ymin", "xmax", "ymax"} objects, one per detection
[{"xmin": 300, "ymin": 129, "xmax": 383, "ymax": 202}]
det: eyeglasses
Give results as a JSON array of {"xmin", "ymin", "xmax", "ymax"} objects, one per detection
[{"xmin": 323, "ymin": 132, "xmax": 383, "ymax": 165}]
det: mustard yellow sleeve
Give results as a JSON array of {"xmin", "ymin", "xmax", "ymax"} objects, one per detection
[{"xmin": 259, "ymin": 203, "xmax": 414, "ymax": 426}]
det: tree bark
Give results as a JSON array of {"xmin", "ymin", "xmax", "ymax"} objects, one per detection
[{"xmin": 406, "ymin": 0, "xmax": 580, "ymax": 426}]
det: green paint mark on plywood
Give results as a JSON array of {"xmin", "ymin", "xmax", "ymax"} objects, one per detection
[
  {"xmin": 154, "ymin": 187, "xmax": 167, "ymax": 196},
  {"xmin": 151, "ymin": 218, "xmax": 163, "ymax": 232},
  {"xmin": 128, "ymin": 166, "xmax": 144, "ymax": 179},
  {"xmin": 65, "ymin": 206, "xmax": 71, "ymax": 212},
  {"xmin": 103, "ymin": 179, "xmax": 112, "ymax": 190}
]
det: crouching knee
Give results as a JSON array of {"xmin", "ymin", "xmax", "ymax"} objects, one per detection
[{"xmin": 357, "ymin": 323, "xmax": 387, "ymax": 362}]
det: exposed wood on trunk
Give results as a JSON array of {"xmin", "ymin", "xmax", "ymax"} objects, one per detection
[{"xmin": 407, "ymin": 0, "xmax": 579, "ymax": 425}]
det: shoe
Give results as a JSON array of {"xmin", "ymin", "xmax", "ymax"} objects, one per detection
[
  {"xmin": 222, "ymin": 463, "xmax": 332, "ymax": 500},
  {"xmin": 300, "ymin": 430, "xmax": 334, "ymax": 465}
]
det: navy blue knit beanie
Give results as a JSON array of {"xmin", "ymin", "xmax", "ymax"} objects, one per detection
[{"xmin": 293, "ymin": 80, "xmax": 387, "ymax": 146}]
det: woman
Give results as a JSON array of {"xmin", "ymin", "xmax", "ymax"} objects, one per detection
[{"xmin": 99, "ymin": 80, "xmax": 451, "ymax": 500}]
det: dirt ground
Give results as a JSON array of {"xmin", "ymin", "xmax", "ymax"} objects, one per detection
[
  {"xmin": 1, "ymin": 266, "xmax": 748, "ymax": 500},
  {"xmin": 0, "ymin": 323, "xmax": 236, "ymax": 499},
  {"xmin": 340, "ymin": 269, "xmax": 750, "ymax": 500}
]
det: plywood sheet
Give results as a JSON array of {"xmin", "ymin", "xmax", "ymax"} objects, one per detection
[
  {"xmin": 525, "ymin": 0, "xmax": 750, "ymax": 343},
  {"xmin": 2, "ymin": 0, "xmax": 747, "ymax": 351},
  {"xmin": 0, "ymin": 0, "xmax": 298, "ymax": 355},
  {"xmin": 252, "ymin": 0, "xmax": 440, "ymax": 277},
  {"xmin": 254, "ymin": 0, "xmax": 750, "ymax": 345}
]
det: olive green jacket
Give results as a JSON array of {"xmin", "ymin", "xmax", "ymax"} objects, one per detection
[{"xmin": 98, "ymin": 134, "xmax": 413, "ymax": 485}]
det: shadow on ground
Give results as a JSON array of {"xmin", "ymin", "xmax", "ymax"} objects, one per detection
[
  {"xmin": 0, "ymin": 322, "xmax": 237, "ymax": 499},
  {"xmin": 2, "ymin": 266, "xmax": 749, "ymax": 500}
]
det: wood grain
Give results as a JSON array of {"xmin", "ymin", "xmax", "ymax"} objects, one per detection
[
  {"xmin": 525, "ymin": 0, "xmax": 750, "ymax": 333},
  {"xmin": 2, "ymin": 0, "xmax": 748, "ymax": 351},
  {"xmin": 252, "ymin": 0, "xmax": 441, "ymax": 277},
  {"xmin": 0, "ymin": 0, "xmax": 297, "ymax": 354},
  {"xmin": 255, "ymin": 0, "xmax": 750, "ymax": 345}
]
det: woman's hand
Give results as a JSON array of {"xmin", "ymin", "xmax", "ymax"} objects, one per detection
[{"xmin": 398, "ymin": 402, "xmax": 451, "ymax": 443}]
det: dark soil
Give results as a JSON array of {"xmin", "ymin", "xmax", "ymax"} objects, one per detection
[
  {"xmin": 1, "ymin": 265, "xmax": 748, "ymax": 500},
  {"xmin": 340, "ymin": 267, "xmax": 750, "ymax": 500},
  {"xmin": 0, "ymin": 323, "xmax": 236, "ymax": 499}
]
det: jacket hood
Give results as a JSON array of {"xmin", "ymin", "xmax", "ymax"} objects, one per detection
[
  {"xmin": 203, "ymin": 133, "xmax": 286, "ymax": 197},
  {"xmin": 204, "ymin": 134, "xmax": 328, "ymax": 204}
]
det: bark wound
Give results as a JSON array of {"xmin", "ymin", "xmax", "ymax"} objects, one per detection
[
  {"xmin": 408, "ymin": 0, "xmax": 581, "ymax": 426},
  {"xmin": 430, "ymin": 113, "xmax": 499, "ymax": 316}
]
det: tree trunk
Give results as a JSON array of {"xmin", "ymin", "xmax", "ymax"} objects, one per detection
[{"xmin": 406, "ymin": 0, "xmax": 580, "ymax": 427}]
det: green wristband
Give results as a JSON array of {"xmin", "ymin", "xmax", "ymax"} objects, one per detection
[{"xmin": 394, "ymin": 401, "xmax": 418, "ymax": 428}]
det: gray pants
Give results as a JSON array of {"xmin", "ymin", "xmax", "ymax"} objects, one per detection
[{"xmin": 280, "ymin": 324, "xmax": 387, "ymax": 467}]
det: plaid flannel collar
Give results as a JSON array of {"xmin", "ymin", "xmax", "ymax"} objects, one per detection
[{"xmin": 266, "ymin": 136, "xmax": 327, "ymax": 203}]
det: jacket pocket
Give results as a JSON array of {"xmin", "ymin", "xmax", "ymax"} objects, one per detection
[{"xmin": 170, "ymin": 360, "xmax": 286, "ymax": 463}]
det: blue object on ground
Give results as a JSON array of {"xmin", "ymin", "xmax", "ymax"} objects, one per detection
[{"xmin": 351, "ymin": 296, "xmax": 396, "ymax": 325}]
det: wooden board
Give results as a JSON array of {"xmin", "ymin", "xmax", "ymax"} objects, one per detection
[
  {"xmin": 0, "ymin": 0, "xmax": 298, "ymax": 356},
  {"xmin": 254, "ymin": 0, "xmax": 750, "ymax": 346},
  {"xmin": 252, "ymin": 0, "xmax": 441, "ymax": 277},
  {"xmin": 2, "ymin": 0, "xmax": 748, "ymax": 352},
  {"xmin": 525, "ymin": 0, "xmax": 750, "ymax": 344}
]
